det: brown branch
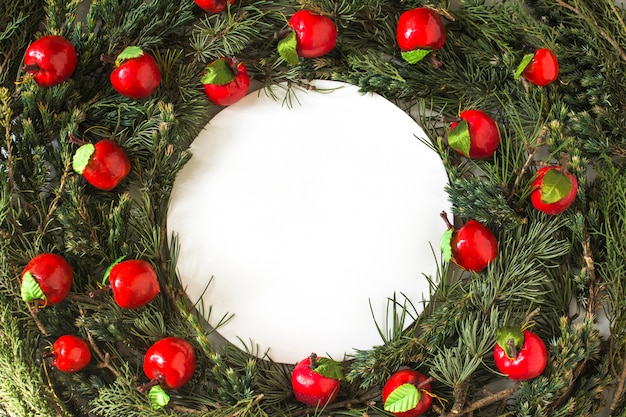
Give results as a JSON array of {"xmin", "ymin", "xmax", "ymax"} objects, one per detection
[
  {"xmin": 433, "ymin": 383, "xmax": 521, "ymax": 416},
  {"xmin": 290, "ymin": 389, "xmax": 379, "ymax": 417},
  {"xmin": 611, "ymin": 358, "xmax": 626, "ymax": 411},
  {"xmin": 78, "ymin": 307, "xmax": 123, "ymax": 378},
  {"xmin": 507, "ymin": 126, "xmax": 548, "ymax": 201},
  {"xmin": 555, "ymin": 0, "xmax": 626, "ymax": 62},
  {"xmin": 28, "ymin": 304, "xmax": 48, "ymax": 335}
]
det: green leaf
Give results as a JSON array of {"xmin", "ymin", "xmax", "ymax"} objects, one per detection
[
  {"xmin": 72, "ymin": 143, "xmax": 95, "ymax": 174},
  {"xmin": 440, "ymin": 229, "xmax": 453, "ymax": 262},
  {"xmin": 540, "ymin": 168, "xmax": 573, "ymax": 204},
  {"xmin": 514, "ymin": 53, "xmax": 534, "ymax": 78},
  {"xmin": 148, "ymin": 386, "xmax": 170, "ymax": 410},
  {"xmin": 384, "ymin": 383, "xmax": 421, "ymax": 413},
  {"xmin": 401, "ymin": 49, "xmax": 431, "ymax": 64},
  {"xmin": 115, "ymin": 46, "xmax": 144, "ymax": 67},
  {"xmin": 102, "ymin": 256, "xmax": 126, "ymax": 285},
  {"xmin": 447, "ymin": 119, "xmax": 471, "ymax": 157},
  {"xmin": 20, "ymin": 272, "xmax": 46, "ymax": 303},
  {"xmin": 314, "ymin": 357, "xmax": 344, "ymax": 380},
  {"xmin": 277, "ymin": 31, "xmax": 300, "ymax": 66},
  {"xmin": 201, "ymin": 59, "xmax": 236, "ymax": 86}
]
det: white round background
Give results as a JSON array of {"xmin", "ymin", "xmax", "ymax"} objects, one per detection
[{"xmin": 167, "ymin": 80, "xmax": 450, "ymax": 364}]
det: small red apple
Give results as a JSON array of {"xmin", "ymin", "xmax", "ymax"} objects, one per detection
[
  {"xmin": 278, "ymin": 10, "xmax": 338, "ymax": 65},
  {"xmin": 440, "ymin": 212, "xmax": 498, "ymax": 272},
  {"xmin": 291, "ymin": 353, "xmax": 343, "ymax": 407},
  {"xmin": 494, "ymin": 327, "xmax": 548, "ymax": 381},
  {"xmin": 201, "ymin": 57, "xmax": 250, "ymax": 106},
  {"xmin": 72, "ymin": 138, "xmax": 131, "ymax": 191},
  {"xmin": 194, "ymin": 0, "xmax": 234, "ymax": 13},
  {"xmin": 47, "ymin": 335, "xmax": 91, "ymax": 373},
  {"xmin": 515, "ymin": 47, "xmax": 558, "ymax": 87},
  {"xmin": 530, "ymin": 165, "xmax": 577, "ymax": 215},
  {"xmin": 21, "ymin": 253, "xmax": 73, "ymax": 307},
  {"xmin": 23, "ymin": 35, "xmax": 77, "ymax": 87},
  {"xmin": 382, "ymin": 369, "xmax": 432, "ymax": 417},
  {"xmin": 396, "ymin": 8, "xmax": 446, "ymax": 64},
  {"xmin": 108, "ymin": 46, "xmax": 161, "ymax": 99},
  {"xmin": 89, "ymin": 258, "xmax": 160, "ymax": 309},
  {"xmin": 139, "ymin": 337, "xmax": 197, "ymax": 409},
  {"xmin": 448, "ymin": 109, "xmax": 500, "ymax": 159}
]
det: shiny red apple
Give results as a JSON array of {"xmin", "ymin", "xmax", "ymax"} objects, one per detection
[
  {"xmin": 530, "ymin": 165, "xmax": 577, "ymax": 215},
  {"xmin": 382, "ymin": 369, "xmax": 432, "ymax": 417},
  {"xmin": 72, "ymin": 138, "xmax": 131, "ymax": 191},
  {"xmin": 20, "ymin": 253, "xmax": 73, "ymax": 307},
  {"xmin": 194, "ymin": 0, "xmax": 234, "ymax": 13},
  {"xmin": 448, "ymin": 109, "xmax": 500, "ymax": 159},
  {"xmin": 109, "ymin": 46, "xmax": 161, "ymax": 99},
  {"xmin": 494, "ymin": 327, "xmax": 548, "ymax": 381},
  {"xmin": 440, "ymin": 212, "xmax": 498, "ymax": 272},
  {"xmin": 516, "ymin": 47, "xmax": 558, "ymax": 87},
  {"xmin": 291, "ymin": 353, "xmax": 343, "ymax": 407},
  {"xmin": 396, "ymin": 8, "xmax": 446, "ymax": 64},
  {"xmin": 23, "ymin": 35, "xmax": 77, "ymax": 87},
  {"xmin": 201, "ymin": 57, "xmax": 250, "ymax": 106},
  {"xmin": 278, "ymin": 10, "xmax": 338, "ymax": 65},
  {"xmin": 48, "ymin": 335, "xmax": 91, "ymax": 373}
]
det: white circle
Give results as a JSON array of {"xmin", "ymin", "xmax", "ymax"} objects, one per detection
[{"xmin": 167, "ymin": 80, "xmax": 450, "ymax": 364}]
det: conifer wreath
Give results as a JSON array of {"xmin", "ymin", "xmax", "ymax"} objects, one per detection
[{"xmin": 1, "ymin": 0, "xmax": 626, "ymax": 416}]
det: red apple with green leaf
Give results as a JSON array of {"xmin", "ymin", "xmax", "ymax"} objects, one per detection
[
  {"xmin": 440, "ymin": 211, "xmax": 498, "ymax": 272},
  {"xmin": 530, "ymin": 164, "xmax": 577, "ymax": 215},
  {"xmin": 448, "ymin": 109, "xmax": 500, "ymax": 159},
  {"xmin": 23, "ymin": 35, "xmax": 77, "ymax": 87},
  {"xmin": 515, "ymin": 47, "xmax": 558, "ymax": 87},
  {"xmin": 202, "ymin": 57, "xmax": 250, "ymax": 106},
  {"xmin": 194, "ymin": 0, "xmax": 234, "ymax": 13},
  {"xmin": 21, "ymin": 253, "xmax": 73, "ymax": 308},
  {"xmin": 46, "ymin": 335, "xmax": 91, "ymax": 373},
  {"xmin": 278, "ymin": 10, "xmax": 338, "ymax": 65},
  {"xmin": 291, "ymin": 353, "xmax": 343, "ymax": 407},
  {"xmin": 108, "ymin": 46, "xmax": 161, "ymax": 99},
  {"xmin": 139, "ymin": 337, "xmax": 197, "ymax": 410},
  {"xmin": 396, "ymin": 8, "xmax": 446, "ymax": 65},
  {"xmin": 494, "ymin": 327, "xmax": 547, "ymax": 380},
  {"xmin": 72, "ymin": 138, "xmax": 131, "ymax": 191},
  {"xmin": 89, "ymin": 258, "xmax": 160, "ymax": 309},
  {"xmin": 382, "ymin": 369, "xmax": 433, "ymax": 417}
]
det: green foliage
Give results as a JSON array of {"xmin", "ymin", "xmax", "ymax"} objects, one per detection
[{"xmin": 1, "ymin": 0, "xmax": 626, "ymax": 416}]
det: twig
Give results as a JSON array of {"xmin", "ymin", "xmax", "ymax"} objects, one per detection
[
  {"xmin": 78, "ymin": 307, "xmax": 123, "ymax": 378},
  {"xmin": 555, "ymin": 0, "xmax": 626, "ymax": 62},
  {"xmin": 508, "ymin": 126, "xmax": 548, "ymax": 201},
  {"xmin": 433, "ymin": 383, "xmax": 521, "ymax": 416},
  {"xmin": 611, "ymin": 358, "xmax": 626, "ymax": 411},
  {"xmin": 290, "ymin": 389, "xmax": 380, "ymax": 417},
  {"xmin": 28, "ymin": 305, "xmax": 48, "ymax": 335}
]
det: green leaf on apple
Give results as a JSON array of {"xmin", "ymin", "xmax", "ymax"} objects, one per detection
[
  {"xmin": 384, "ymin": 383, "xmax": 421, "ymax": 413},
  {"xmin": 20, "ymin": 271, "xmax": 46, "ymax": 303},
  {"xmin": 514, "ymin": 53, "xmax": 534, "ymax": 79},
  {"xmin": 447, "ymin": 119, "xmax": 471, "ymax": 157},
  {"xmin": 148, "ymin": 385, "xmax": 170, "ymax": 410},
  {"xmin": 401, "ymin": 49, "xmax": 431, "ymax": 65},
  {"xmin": 102, "ymin": 256, "xmax": 126, "ymax": 286},
  {"xmin": 72, "ymin": 143, "xmax": 95, "ymax": 174},
  {"xmin": 496, "ymin": 325, "xmax": 524, "ymax": 358},
  {"xmin": 278, "ymin": 31, "xmax": 300, "ymax": 66},
  {"xmin": 440, "ymin": 229, "xmax": 453, "ymax": 262},
  {"xmin": 115, "ymin": 46, "xmax": 144, "ymax": 67},
  {"xmin": 314, "ymin": 357, "xmax": 344, "ymax": 380},
  {"xmin": 540, "ymin": 168, "xmax": 572, "ymax": 204},
  {"xmin": 201, "ymin": 59, "xmax": 236, "ymax": 86}
]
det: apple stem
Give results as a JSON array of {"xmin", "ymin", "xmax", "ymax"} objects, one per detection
[
  {"xmin": 137, "ymin": 376, "xmax": 165, "ymax": 394},
  {"xmin": 273, "ymin": 27, "xmax": 292, "ymax": 39},
  {"xmin": 99, "ymin": 53, "xmax": 116, "ymax": 66},
  {"xmin": 68, "ymin": 133, "xmax": 87, "ymax": 146},
  {"xmin": 429, "ymin": 54, "xmax": 442, "ymax": 69},
  {"xmin": 440, "ymin": 211, "xmax": 454, "ymax": 230},
  {"xmin": 230, "ymin": 57, "xmax": 240, "ymax": 76},
  {"xmin": 417, "ymin": 376, "xmax": 435, "ymax": 390},
  {"xmin": 507, "ymin": 338, "xmax": 518, "ymax": 358},
  {"xmin": 22, "ymin": 63, "xmax": 40, "ymax": 73},
  {"xmin": 309, "ymin": 352, "xmax": 318, "ymax": 370},
  {"xmin": 88, "ymin": 284, "xmax": 112, "ymax": 299},
  {"xmin": 559, "ymin": 153, "xmax": 570, "ymax": 174}
]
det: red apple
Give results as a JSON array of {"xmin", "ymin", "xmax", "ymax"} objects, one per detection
[
  {"xmin": 109, "ymin": 46, "xmax": 161, "ymax": 99},
  {"xmin": 530, "ymin": 165, "xmax": 577, "ymax": 215},
  {"xmin": 21, "ymin": 253, "xmax": 73, "ymax": 307},
  {"xmin": 194, "ymin": 0, "xmax": 234, "ymax": 13},
  {"xmin": 494, "ymin": 327, "xmax": 548, "ymax": 381},
  {"xmin": 278, "ymin": 10, "xmax": 338, "ymax": 65},
  {"xmin": 448, "ymin": 109, "xmax": 500, "ymax": 159},
  {"xmin": 201, "ymin": 57, "xmax": 250, "ymax": 106},
  {"xmin": 440, "ymin": 212, "xmax": 498, "ymax": 272},
  {"xmin": 139, "ymin": 337, "xmax": 197, "ymax": 409},
  {"xmin": 23, "ymin": 35, "xmax": 77, "ymax": 87},
  {"xmin": 89, "ymin": 258, "xmax": 160, "ymax": 309},
  {"xmin": 382, "ymin": 369, "xmax": 432, "ymax": 417},
  {"xmin": 48, "ymin": 335, "xmax": 91, "ymax": 373},
  {"xmin": 396, "ymin": 8, "xmax": 446, "ymax": 64},
  {"xmin": 72, "ymin": 138, "xmax": 131, "ymax": 191},
  {"xmin": 291, "ymin": 353, "xmax": 343, "ymax": 407},
  {"xmin": 516, "ymin": 47, "xmax": 558, "ymax": 87}
]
